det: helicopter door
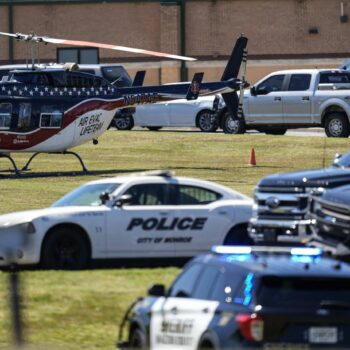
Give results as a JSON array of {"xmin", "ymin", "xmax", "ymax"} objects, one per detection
[{"xmin": 39, "ymin": 105, "xmax": 74, "ymax": 151}]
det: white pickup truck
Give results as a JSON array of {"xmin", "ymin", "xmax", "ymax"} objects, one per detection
[{"xmin": 225, "ymin": 69, "xmax": 350, "ymax": 137}]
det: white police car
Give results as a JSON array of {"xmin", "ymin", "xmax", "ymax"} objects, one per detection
[
  {"xmin": 0, "ymin": 171, "xmax": 252, "ymax": 269},
  {"xmin": 118, "ymin": 246, "xmax": 350, "ymax": 350}
]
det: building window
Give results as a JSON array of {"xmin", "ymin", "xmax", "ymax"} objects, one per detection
[{"xmin": 57, "ymin": 47, "xmax": 99, "ymax": 64}]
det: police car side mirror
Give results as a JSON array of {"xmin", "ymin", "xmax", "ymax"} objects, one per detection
[
  {"xmin": 332, "ymin": 152, "xmax": 343, "ymax": 166},
  {"xmin": 148, "ymin": 284, "xmax": 166, "ymax": 297},
  {"xmin": 99, "ymin": 192, "xmax": 110, "ymax": 205},
  {"xmin": 250, "ymin": 86, "xmax": 257, "ymax": 96},
  {"xmin": 114, "ymin": 194, "xmax": 133, "ymax": 208}
]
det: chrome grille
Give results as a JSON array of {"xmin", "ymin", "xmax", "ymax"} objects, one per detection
[{"xmin": 254, "ymin": 186, "xmax": 308, "ymax": 220}]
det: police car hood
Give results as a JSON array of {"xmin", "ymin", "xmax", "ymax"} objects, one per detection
[
  {"xmin": 0, "ymin": 206, "xmax": 105, "ymax": 227},
  {"xmin": 258, "ymin": 167, "xmax": 350, "ymax": 188}
]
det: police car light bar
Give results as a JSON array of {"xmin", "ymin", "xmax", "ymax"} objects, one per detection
[{"xmin": 211, "ymin": 246, "xmax": 323, "ymax": 257}]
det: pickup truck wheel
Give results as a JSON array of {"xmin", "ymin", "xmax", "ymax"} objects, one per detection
[
  {"xmin": 197, "ymin": 110, "xmax": 218, "ymax": 132},
  {"xmin": 129, "ymin": 328, "xmax": 148, "ymax": 349},
  {"xmin": 41, "ymin": 228, "xmax": 89, "ymax": 270},
  {"xmin": 221, "ymin": 112, "xmax": 245, "ymax": 134},
  {"xmin": 265, "ymin": 129, "xmax": 287, "ymax": 135},
  {"xmin": 147, "ymin": 126, "xmax": 162, "ymax": 131},
  {"xmin": 325, "ymin": 113, "xmax": 350, "ymax": 137},
  {"xmin": 114, "ymin": 115, "xmax": 134, "ymax": 130},
  {"xmin": 223, "ymin": 225, "xmax": 253, "ymax": 245}
]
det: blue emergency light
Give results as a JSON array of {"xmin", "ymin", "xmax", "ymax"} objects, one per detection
[{"xmin": 211, "ymin": 245, "xmax": 322, "ymax": 257}]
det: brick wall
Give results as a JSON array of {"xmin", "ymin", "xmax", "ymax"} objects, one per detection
[{"xmin": 0, "ymin": 0, "xmax": 349, "ymax": 84}]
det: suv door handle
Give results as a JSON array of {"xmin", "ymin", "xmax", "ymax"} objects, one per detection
[
  {"xmin": 274, "ymin": 97, "xmax": 281, "ymax": 101},
  {"xmin": 302, "ymin": 96, "xmax": 310, "ymax": 101}
]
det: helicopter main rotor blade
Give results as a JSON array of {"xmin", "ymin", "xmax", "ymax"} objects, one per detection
[
  {"xmin": 43, "ymin": 37, "xmax": 197, "ymax": 61},
  {"xmin": 0, "ymin": 31, "xmax": 196, "ymax": 61}
]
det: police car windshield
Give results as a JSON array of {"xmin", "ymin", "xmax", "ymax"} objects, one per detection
[
  {"xmin": 51, "ymin": 183, "xmax": 120, "ymax": 207},
  {"xmin": 257, "ymin": 277, "xmax": 350, "ymax": 308}
]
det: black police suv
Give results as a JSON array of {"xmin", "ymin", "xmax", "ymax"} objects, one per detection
[
  {"xmin": 310, "ymin": 184, "xmax": 350, "ymax": 258},
  {"xmin": 118, "ymin": 246, "xmax": 350, "ymax": 349}
]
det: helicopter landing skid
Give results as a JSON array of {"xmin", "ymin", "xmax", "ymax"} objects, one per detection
[
  {"xmin": 0, "ymin": 153, "xmax": 21, "ymax": 176},
  {"xmin": 21, "ymin": 151, "xmax": 88, "ymax": 173}
]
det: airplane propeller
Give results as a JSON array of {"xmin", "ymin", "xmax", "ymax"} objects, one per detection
[{"xmin": 0, "ymin": 31, "xmax": 197, "ymax": 61}]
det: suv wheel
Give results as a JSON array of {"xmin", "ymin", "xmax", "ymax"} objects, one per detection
[
  {"xmin": 114, "ymin": 115, "xmax": 134, "ymax": 130},
  {"xmin": 221, "ymin": 112, "xmax": 245, "ymax": 134},
  {"xmin": 197, "ymin": 110, "xmax": 218, "ymax": 132},
  {"xmin": 325, "ymin": 113, "xmax": 350, "ymax": 137}
]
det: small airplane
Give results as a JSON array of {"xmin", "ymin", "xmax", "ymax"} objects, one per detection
[{"xmin": 0, "ymin": 32, "xmax": 248, "ymax": 175}]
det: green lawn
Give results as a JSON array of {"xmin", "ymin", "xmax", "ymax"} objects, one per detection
[{"xmin": 0, "ymin": 129, "xmax": 349, "ymax": 349}]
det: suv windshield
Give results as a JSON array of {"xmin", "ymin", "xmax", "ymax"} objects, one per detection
[
  {"xmin": 52, "ymin": 183, "xmax": 120, "ymax": 207},
  {"xmin": 257, "ymin": 276, "xmax": 350, "ymax": 308}
]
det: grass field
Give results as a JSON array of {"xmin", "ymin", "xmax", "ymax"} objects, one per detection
[{"xmin": 0, "ymin": 129, "xmax": 350, "ymax": 349}]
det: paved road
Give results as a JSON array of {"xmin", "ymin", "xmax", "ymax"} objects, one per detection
[{"xmin": 129, "ymin": 126, "xmax": 326, "ymax": 137}]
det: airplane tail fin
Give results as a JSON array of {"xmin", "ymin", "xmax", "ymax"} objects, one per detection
[
  {"xmin": 221, "ymin": 35, "xmax": 248, "ymax": 117},
  {"xmin": 221, "ymin": 35, "xmax": 248, "ymax": 82},
  {"xmin": 132, "ymin": 70, "xmax": 146, "ymax": 87},
  {"xmin": 186, "ymin": 72, "xmax": 204, "ymax": 100}
]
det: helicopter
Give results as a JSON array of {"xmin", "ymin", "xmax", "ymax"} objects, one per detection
[{"xmin": 0, "ymin": 32, "xmax": 248, "ymax": 175}]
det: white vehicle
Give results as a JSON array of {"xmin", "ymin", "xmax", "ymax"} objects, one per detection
[
  {"xmin": 225, "ymin": 69, "xmax": 350, "ymax": 137},
  {"xmin": 113, "ymin": 96, "xmax": 224, "ymax": 132},
  {"xmin": 0, "ymin": 171, "xmax": 252, "ymax": 269}
]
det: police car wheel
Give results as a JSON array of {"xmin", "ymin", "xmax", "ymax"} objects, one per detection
[
  {"xmin": 223, "ymin": 225, "xmax": 253, "ymax": 245},
  {"xmin": 198, "ymin": 340, "xmax": 216, "ymax": 350},
  {"xmin": 129, "ymin": 328, "xmax": 148, "ymax": 349},
  {"xmin": 41, "ymin": 228, "xmax": 89, "ymax": 270}
]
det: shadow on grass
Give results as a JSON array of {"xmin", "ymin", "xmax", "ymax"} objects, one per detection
[{"xmin": 0, "ymin": 165, "xmax": 247, "ymax": 179}]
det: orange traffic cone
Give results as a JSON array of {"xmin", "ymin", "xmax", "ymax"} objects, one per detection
[{"xmin": 249, "ymin": 147, "xmax": 256, "ymax": 166}]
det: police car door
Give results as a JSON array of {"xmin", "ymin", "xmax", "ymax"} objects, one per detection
[
  {"xmin": 105, "ymin": 183, "xmax": 176, "ymax": 258},
  {"xmin": 171, "ymin": 184, "xmax": 232, "ymax": 256},
  {"xmin": 150, "ymin": 263, "xmax": 221, "ymax": 350}
]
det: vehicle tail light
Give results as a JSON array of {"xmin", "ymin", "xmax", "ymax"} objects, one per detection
[{"xmin": 236, "ymin": 313, "xmax": 264, "ymax": 341}]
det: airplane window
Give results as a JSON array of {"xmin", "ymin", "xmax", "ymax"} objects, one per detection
[
  {"xmin": 0, "ymin": 103, "xmax": 12, "ymax": 129},
  {"xmin": 18, "ymin": 103, "xmax": 32, "ymax": 129}
]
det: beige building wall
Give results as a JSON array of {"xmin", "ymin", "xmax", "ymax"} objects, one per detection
[{"xmin": 0, "ymin": 0, "xmax": 349, "ymax": 85}]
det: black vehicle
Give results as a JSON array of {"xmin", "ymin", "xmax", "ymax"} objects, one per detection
[
  {"xmin": 309, "ymin": 184, "xmax": 350, "ymax": 258},
  {"xmin": 118, "ymin": 246, "xmax": 350, "ymax": 349},
  {"xmin": 249, "ymin": 151, "xmax": 350, "ymax": 244}
]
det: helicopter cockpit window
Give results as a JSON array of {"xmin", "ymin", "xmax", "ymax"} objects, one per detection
[
  {"xmin": 66, "ymin": 73, "xmax": 95, "ymax": 88},
  {"xmin": 101, "ymin": 66, "xmax": 132, "ymax": 87},
  {"xmin": 40, "ymin": 106, "xmax": 63, "ymax": 128},
  {"xmin": 0, "ymin": 103, "xmax": 12, "ymax": 130},
  {"xmin": 17, "ymin": 103, "xmax": 32, "ymax": 130}
]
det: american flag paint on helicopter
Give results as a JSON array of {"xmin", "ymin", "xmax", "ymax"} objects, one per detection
[{"xmin": 0, "ymin": 32, "xmax": 248, "ymax": 174}]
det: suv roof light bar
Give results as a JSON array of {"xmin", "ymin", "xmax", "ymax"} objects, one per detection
[{"xmin": 211, "ymin": 246, "xmax": 322, "ymax": 257}]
